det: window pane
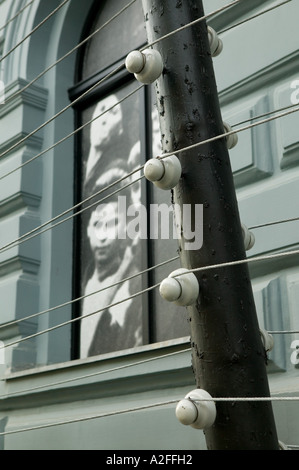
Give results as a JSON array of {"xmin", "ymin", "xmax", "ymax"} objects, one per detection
[
  {"xmin": 82, "ymin": 0, "xmax": 147, "ymax": 80},
  {"xmin": 79, "ymin": 83, "xmax": 144, "ymax": 358},
  {"xmin": 149, "ymin": 100, "xmax": 190, "ymax": 343}
]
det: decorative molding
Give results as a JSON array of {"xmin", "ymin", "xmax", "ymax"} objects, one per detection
[
  {"xmin": 253, "ymin": 276, "xmax": 288, "ymax": 372},
  {"xmin": 206, "ymin": 0, "xmax": 264, "ymax": 33},
  {"xmin": 223, "ymin": 95, "xmax": 273, "ymax": 188},
  {"xmin": 274, "ymin": 80, "xmax": 299, "ymax": 170},
  {"xmin": 0, "ymin": 78, "xmax": 48, "ymax": 161},
  {"xmin": 219, "ymin": 50, "xmax": 299, "ymax": 108},
  {"xmin": 0, "ymin": 192, "xmax": 41, "ymax": 219},
  {"xmin": 2, "ymin": 0, "xmax": 38, "ymax": 84},
  {"xmin": 1, "ymin": 77, "xmax": 48, "ymax": 113},
  {"xmin": 0, "ymin": 214, "xmax": 41, "ymax": 268},
  {"xmin": 3, "ymin": 342, "xmax": 193, "ymax": 403},
  {"xmin": 0, "ymin": 269, "xmax": 39, "ymax": 372}
]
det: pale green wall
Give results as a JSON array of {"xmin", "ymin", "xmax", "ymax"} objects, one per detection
[{"xmin": 0, "ymin": 0, "xmax": 298, "ymax": 450}]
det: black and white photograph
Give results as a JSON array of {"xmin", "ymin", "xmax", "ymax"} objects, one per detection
[
  {"xmin": 79, "ymin": 89, "xmax": 143, "ymax": 358},
  {"xmin": 0, "ymin": 0, "xmax": 298, "ymax": 452}
]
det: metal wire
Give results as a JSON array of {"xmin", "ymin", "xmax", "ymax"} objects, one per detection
[
  {"xmin": 0, "ymin": 83, "xmax": 144, "ymax": 180},
  {"xmin": 0, "ymin": 0, "xmax": 241, "ymax": 161},
  {"xmin": 3, "ymin": 0, "xmax": 138, "ymax": 107},
  {"xmin": 0, "ymin": 169, "xmax": 145, "ymax": 255},
  {"xmin": 2, "ymin": 245, "xmax": 299, "ymax": 351},
  {"xmin": 0, "ymin": 255, "xmax": 179, "ymax": 330},
  {"xmin": 1, "ymin": 101, "xmax": 299, "ymax": 257},
  {"xmin": 0, "ymin": 0, "xmax": 297, "ymax": 446},
  {"xmin": 0, "ymin": 0, "xmax": 70, "ymax": 64},
  {"xmin": 0, "ymin": 279, "xmax": 161, "ymax": 351},
  {"xmin": 0, "ymin": 0, "xmax": 37, "ymax": 33},
  {"xmin": 0, "ymin": 347, "xmax": 190, "ymax": 399},
  {"xmin": 218, "ymin": 0, "xmax": 293, "ymax": 35},
  {"xmin": 159, "ymin": 105, "xmax": 299, "ymax": 160},
  {"xmin": 141, "ymin": 0, "xmax": 242, "ymax": 52},
  {"xmin": 250, "ymin": 216, "xmax": 299, "ymax": 231},
  {"xmin": 0, "ymin": 0, "xmax": 297, "ymax": 352},
  {"xmin": 0, "ymin": 395, "xmax": 299, "ymax": 437},
  {"xmin": 0, "ymin": 399, "xmax": 180, "ymax": 436},
  {"xmin": 269, "ymin": 330, "xmax": 299, "ymax": 334},
  {"xmin": 0, "ymin": 0, "xmax": 285, "ymax": 180},
  {"xmin": 0, "ymin": 63, "xmax": 124, "ymax": 160}
]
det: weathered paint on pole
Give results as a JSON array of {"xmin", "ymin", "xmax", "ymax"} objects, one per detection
[{"xmin": 141, "ymin": 0, "xmax": 279, "ymax": 450}]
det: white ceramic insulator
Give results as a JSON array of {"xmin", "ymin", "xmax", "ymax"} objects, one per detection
[
  {"xmin": 223, "ymin": 122, "xmax": 238, "ymax": 149},
  {"xmin": 176, "ymin": 389, "xmax": 216, "ymax": 430},
  {"xmin": 125, "ymin": 48, "xmax": 163, "ymax": 84},
  {"xmin": 144, "ymin": 158, "xmax": 165, "ymax": 182},
  {"xmin": 144, "ymin": 155, "xmax": 182, "ymax": 190},
  {"xmin": 260, "ymin": 328, "xmax": 274, "ymax": 352},
  {"xmin": 208, "ymin": 26, "xmax": 223, "ymax": 57},
  {"xmin": 160, "ymin": 268, "xmax": 199, "ymax": 307},
  {"xmin": 241, "ymin": 223, "xmax": 255, "ymax": 251},
  {"xmin": 175, "ymin": 399, "xmax": 198, "ymax": 426},
  {"xmin": 159, "ymin": 277, "xmax": 182, "ymax": 303},
  {"xmin": 125, "ymin": 50, "xmax": 145, "ymax": 74}
]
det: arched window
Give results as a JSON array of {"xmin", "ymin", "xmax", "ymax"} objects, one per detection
[{"xmin": 69, "ymin": 0, "xmax": 188, "ymax": 360}]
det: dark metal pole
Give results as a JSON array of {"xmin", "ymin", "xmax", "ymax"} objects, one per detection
[{"xmin": 141, "ymin": 0, "xmax": 279, "ymax": 450}]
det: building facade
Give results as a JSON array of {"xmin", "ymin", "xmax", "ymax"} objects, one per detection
[{"xmin": 0, "ymin": 0, "xmax": 298, "ymax": 450}]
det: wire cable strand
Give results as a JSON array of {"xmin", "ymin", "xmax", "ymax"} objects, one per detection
[
  {"xmin": 1, "ymin": 93, "xmax": 296, "ymax": 184},
  {"xmin": 1, "ymin": 84, "xmax": 297, "ymax": 276},
  {"xmin": 0, "ymin": 93, "xmax": 297, "ymax": 184},
  {"xmin": 0, "ymin": 0, "xmax": 70, "ymax": 64},
  {"xmin": 0, "ymin": 0, "xmax": 241, "ymax": 161},
  {"xmin": 2, "ymin": 245, "xmax": 299, "ymax": 351},
  {"xmin": 268, "ymin": 330, "xmax": 299, "ymax": 335},
  {"xmin": 250, "ymin": 215, "xmax": 299, "ymax": 231},
  {"xmin": 194, "ymin": 396, "xmax": 299, "ymax": 402},
  {"xmin": 0, "ymin": 62, "xmax": 124, "ymax": 160},
  {"xmin": 2, "ymin": 325, "xmax": 298, "ymax": 398},
  {"xmin": 218, "ymin": 0, "xmax": 293, "ymax": 35},
  {"xmin": 187, "ymin": 246, "xmax": 299, "ymax": 275},
  {"xmin": 0, "ymin": 395, "xmax": 299, "ymax": 436},
  {"xmin": 0, "ymin": 0, "xmax": 37, "ymax": 33},
  {"xmin": 160, "ymin": 104, "xmax": 299, "ymax": 160},
  {"xmin": 0, "ymin": 399, "xmax": 180, "ymax": 436},
  {"xmin": 1, "ymin": 101, "xmax": 299, "ymax": 256},
  {"xmin": 0, "ymin": 0, "xmax": 296, "ymax": 442},
  {"xmin": 0, "ymin": 83, "xmax": 144, "ymax": 180},
  {"xmin": 0, "ymin": 0, "xmax": 290, "ymax": 198},
  {"xmin": 0, "ymin": 255, "xmax": 179, "ymax": 330},
  {"xmin": 232, "ymin": 102, "xmax": 299, "ymax": 129},
  {"xmin": 142, "ymin": 0, "xmax": 242, "ymax": 52},
  {"xmin": 0, "ymin": 1, "xmax": 297, "ymax": 347},
  {"xmin": 0, "ymin": 0, "xmax": 288, "ymax": 181},
  {"xmin": 0, "ymin": 169, "xmax": 144, "ymax": 255},
  {"xmin": 3, "ymin": 0, "xmax": 138, "ymax": 107},
  {"xmin": 0, "ymin": 280, "xmax": 161, "ymax": 351},
  {"xmin": 0, "ymin": 347, "xmax": 190, "ymax": 400}
]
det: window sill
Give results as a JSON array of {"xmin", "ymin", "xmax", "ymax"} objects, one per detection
[{"xmin": 5, "ymin": 337, "xmax": 190, "ymax": 381}]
